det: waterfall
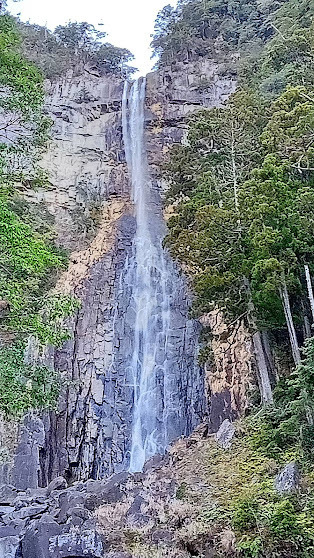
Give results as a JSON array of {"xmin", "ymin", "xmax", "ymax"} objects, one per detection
[{"xmin": 119, "ymin": 77, "xmax": 204, "ymax": 473}]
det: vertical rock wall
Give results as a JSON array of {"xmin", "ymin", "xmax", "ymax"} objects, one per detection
[
  {"xmin": 200, "ymin": 311, "xmax": 255, "ymax": 431},
  {"xmin": 5, "ymin": 62, "xmax": 240, "ymax": 486}
]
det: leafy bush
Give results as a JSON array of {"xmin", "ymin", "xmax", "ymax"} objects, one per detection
[
  {"xmin": 0, "ymin": 15, "xmax": 73, "ymax": 346},
  {"xmin": 248, "ymin": 337, "xmax": 314, "ymax": 463},
  {"xmin": 0, "ymin": 342, "xmax": 60, "ymax": 417}
]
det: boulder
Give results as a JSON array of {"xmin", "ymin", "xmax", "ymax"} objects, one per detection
[
  {"xmin": 275, "ymin": 462, "xmax": 300, "ymax": 494},
  {"xmin": 12, "ymin": 503, "xmax": 48, "ymax": 520},
  {"xmin": 22, "ymin": 520, "xmax": 62, "ymax": 558},
  {"xmin": 48, "ymin": 527, "xmax": 104, "ymax": 557},
  {"xmin": 57, "ymin": 490, "xmax": 86, "ymax": 523},
  {"xmin": 143, "ymin": 454, "xmax": 166, "ymax": 473},
  {"xmin": 215, "ymin": 419, "xmax": 235, "ymax": 450},
  {"xmin": 12, "ymin": 416, "xmax": 45, "ymax": 491},
  {"xmin": 47, "ymin": 477, "xmax": 68, "ymax": 496},
  {"xmin": 0, "ymin": 505, "xmax": 15, "ymax": 516},
  {"xmin": 0, "ymin": 485, "xmax": 17, "ymax": 505},
  {"xmin": 0, "ymin": 535, "xmax": 20, "ymax": 558},
  {"xmin": 85, "ymin": 484, "xmax": 123, "ymax": 511}
]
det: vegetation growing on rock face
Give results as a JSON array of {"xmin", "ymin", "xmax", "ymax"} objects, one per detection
[
  {"xmin": 161, "ymin": 340, "xmax": 314, "ymax": 558},
  {"xmin": 152, "ymin": 0, "xmax": 313, "ymax": 93},
  {"xmin": 164, "ymin": 0, "xmax": 314, "ymax": 352},
  {"xmin": 0, "ymin": 342, "xmax": 60, "ymax": 417},
  {"xmin": 0, "ymin": 12, "xmax": 78, "ymax": 414},
  {"xmin": 160, "ymin": 1, "xmax": 314, "ymax": 555},
  {"xmin": 0, "ymin": 7, "xmax": 136, "ymax": 412}
]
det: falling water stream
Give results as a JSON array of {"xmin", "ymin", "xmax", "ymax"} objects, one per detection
[{"xmin": 121, "ymin": 78, "xmax": 204, "ymax": 473}]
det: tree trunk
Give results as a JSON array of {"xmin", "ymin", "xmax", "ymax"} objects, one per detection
[
  {"xmin": 304, "ymin": 264, "xmax": 314, "ymax": 326},
  {"xmin": 243, "ymin": 276, "xmax": 274, "ymax": 404},
  {"xmin": 303, "ymin": 313, "xmax": 312, "ymax": 339},
  {"xmin": 253, "ymin": 332, "xmax": 274, "ymax": 404},
  {"xmin": 261, "ymin": 330, "xmax": 278, "ymax": 383},
  {"xmin": 279, "ymin": 277, "xmax": 301, "ymax": 365}
]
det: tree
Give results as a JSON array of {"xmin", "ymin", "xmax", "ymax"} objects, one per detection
[
  {"xmin": 0, "ymin": 14, "xmax": 66, "ymax": 336},
  {"xmin": 19, "ymin": 21, "xmax": 137, "ymax": 80},
  {"xmin": 54, "ymin": 22, "xmax": 106, "ymax": 53},
  {"xmin": 261, "ymin": 86, "xmax": 314, "ymax": 175}
]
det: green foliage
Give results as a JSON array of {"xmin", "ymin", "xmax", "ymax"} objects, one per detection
[
  {"xmin": 176, "ymin": 482, "xmax": 188, "ymax": 500},
  {"xmin": 164, "ymin": 2, "xmax": 314, "ymax": 336},
  {"xmin": 0, "ymin": 200, "xmax": 67, "ymax": 333},
  {"xmin": 237, "ymin": 536, "xmax": 263, "ymax": 558},
  {"xmin": 19, "ymin": 20, "xmax": 136, "ymax": 80},
  {"xmin": 193, "ymin": 420, "xmax": 314, "ymax": 558},
  {"xmin": 0, "ymin": 14, "xmax": 43, "ymax": 113},
  {"xmin": 27, "ymin": 294, "xmax": 81, "ymax": 347},
  {"xmin": 232, "ymin": 492, "xmax": 314, "ymax": 557},
  {"xmin": 161, "ymin": 4, "xmax": 314, "ymax": 556},
  {"xmin": 152, "ymin": 0, "xmax": 288, "ymax": 68},
  {"xmin": 0, "ymin": 342, "xmax": 60, "ymax": 417},
  {"xmin": 0, "ymin": 14, "xmax": 75, "ymax": 348},
  {"xmin": 0, "ymin": 14, "xmax": 49, "ymax": 188},
  {"xmin": 248, "ymin": 336, "xmax": 314, "ymax": 461},
  {"xmin": 224, "ymin": 337, "xmax": 314, "ymax": 554}
]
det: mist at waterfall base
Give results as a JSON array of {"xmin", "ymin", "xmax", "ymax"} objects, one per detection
[{"xmin": 119, "ymin": 78, "xmax": 205, "ymax": 473}]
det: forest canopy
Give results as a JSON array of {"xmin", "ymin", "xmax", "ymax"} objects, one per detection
[
  {"xmin": 19, "ymin": 20, "xmax": 137, "ymax": 80},
  {"xmin": 162, "ymin": 2, "xmax": 314, "ymax": 555}
]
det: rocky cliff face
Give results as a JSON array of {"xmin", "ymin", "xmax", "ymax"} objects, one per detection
[
  {"xmin": 200, "ymin": 311, "xmax": 255, "ymax": 431},
  {"xmin": 2, "ymin": 60, "xmax": 241, "ymax": 488}
]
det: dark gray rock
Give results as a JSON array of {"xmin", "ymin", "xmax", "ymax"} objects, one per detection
[
  {"xmin": 107, "ymin": 471, "xmax": 132, "ymax": 487},
  {"xmin": 126, "ymin": 495, "xmax": 151, "ymax": 528},
  {"xmin": 143, "ymin": 454, "xmax": 166, "ymax": 473},
  {"xmin": 0, "ymin": 485, "xmax": 17, "ymax": 505},
  {"xmin": 47, "ymin": 477, "xmax": 67, "ymax": 496},
  {"xmin": 127, "ymin": 495, "xmax": 145, "ymax": 517},
  {"xmin": 22, "ymin": 520, "xmax": 62, "ymax": 558},
  {"xmin": 66, "ymin": 506, "xmax": 91, "ymax": 522},
  {"xmin": 275, "ymin": 462, "xmax": 300, "ymax": 494},
  {"xmin": 85, "ymin": 484, "xmax": 123, "ymax": 511},
  {"xmin": 25, "ymin": 488, "xmax": 47, "ymax": 502},
  {"xmin": 215, "ymin": 419, "xmax": 235, "ymax": 450},
  {"xmin": 0, "ymin": 526, "xmax": 18, "ymax": 538},
  {"xmin": 2, "ymin": 519, "xmax": 26, "ymax": 535},
  {"xmin": 48, "ymin": 527, "xmax": 104, "ymax": 557},
  {"xmin": 151, "ymin": 529, "xmax": 174, "ymax": 544},
  {"xmin": 0, "ymin": 534, "xmax": 20, "ymax": 558},
  {"xmin": 0, "ymin": 505, "xmax": 15, "ymax": 516},
  {"xmin": 12, "ymin": 504, "xmax": 48, "ymax": 520},
  {"xmin": 57, "ymin": 491, "xmax": 86, "ymax": 524},
  {"xmin": 12, "ymin": 416, "xmax": 45, "ymax": 491}
]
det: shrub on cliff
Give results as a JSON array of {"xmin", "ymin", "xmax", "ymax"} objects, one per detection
[{"xmin": 0, "ymin": 13, "xmax": 76, "ymax": 411}]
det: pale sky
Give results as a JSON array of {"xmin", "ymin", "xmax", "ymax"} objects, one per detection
[{"xmin": 7, "ymin": 0, "xmax": 177, "ymax": 76}]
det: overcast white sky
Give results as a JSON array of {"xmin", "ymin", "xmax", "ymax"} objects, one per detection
[{"xmin": 7, "ymin": 0, "xmax": 177, "ymax": 76}]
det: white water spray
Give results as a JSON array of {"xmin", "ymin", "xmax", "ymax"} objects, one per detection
[
  {"xmin": 123, "ymin": 78, "xmax": 172, "ymax": 472},
  {"xmin": 121, "ymin": 78, "xmax": 203, "ymax": 473}
]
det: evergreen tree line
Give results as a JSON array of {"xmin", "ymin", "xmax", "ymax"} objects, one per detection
[
  {"xmin": 161, "ymin": 5, "xmax": 314, "ymax": 553},
  {"xmin": 162, "ymin": 0, "xmax": 314, "ymax": 410},
  {"xmin": 19, "ymin": 20, "xmax": 136, "ymax": 80}
]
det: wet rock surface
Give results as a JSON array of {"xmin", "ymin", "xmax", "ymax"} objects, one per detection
[
  {"xmin": 0, "ymin": 60, "xmax": 241, "ymax": 494},
  {"xmin": 31, "ymin": 63, "xmax": 209, "ymax": 484}
]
